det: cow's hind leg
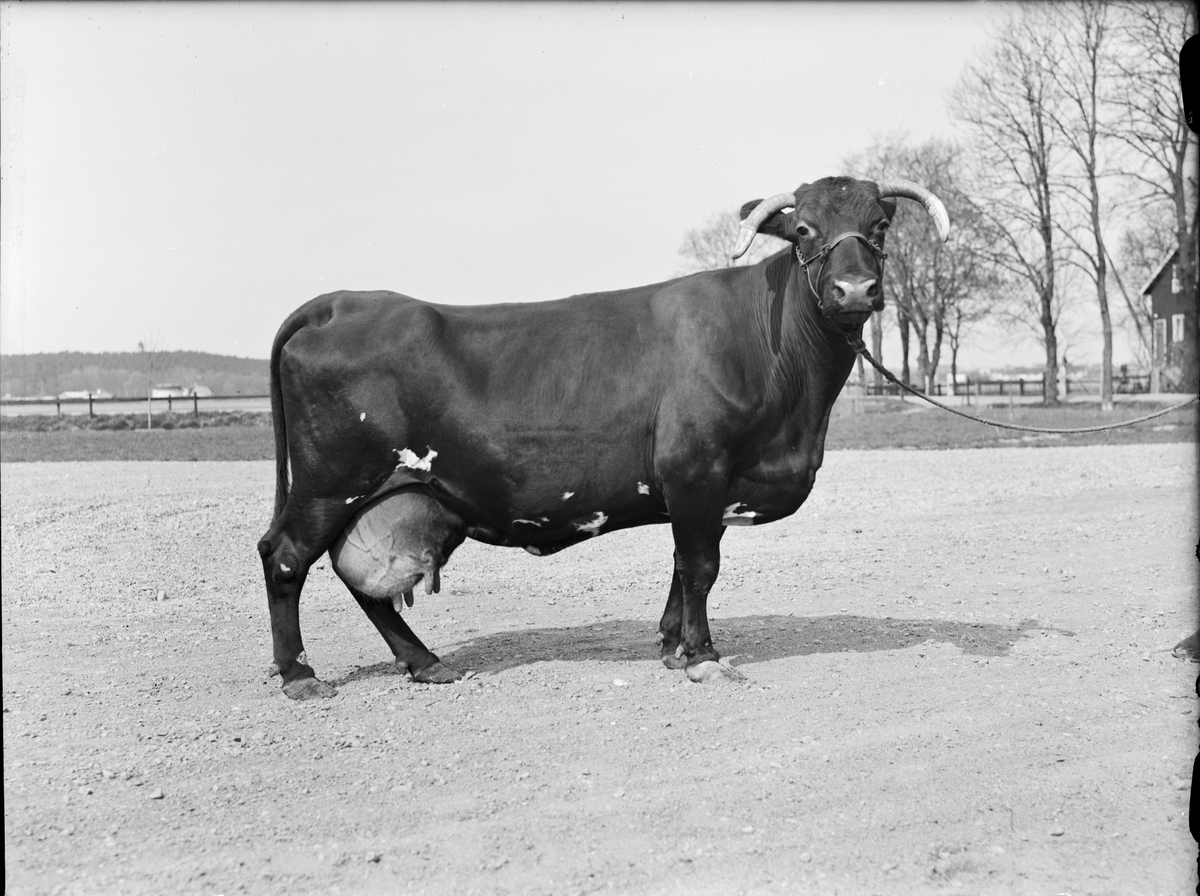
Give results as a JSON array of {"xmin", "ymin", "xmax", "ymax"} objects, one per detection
[
  {"xmin": 348, "ymin": 587, "xmax": 462, "ymax": 683},
  {"xmin": 257, "ymin": 507, "xmax": 343, "ymax": 700}
]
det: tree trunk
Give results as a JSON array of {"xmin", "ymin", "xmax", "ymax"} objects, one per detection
[
  {"xmin": 899, "ymin": 310, "xmax": 911, "ymax": 387},
  {"xmin": 870, "ymin": 310, "xmax": 884, "ymax": 392}
]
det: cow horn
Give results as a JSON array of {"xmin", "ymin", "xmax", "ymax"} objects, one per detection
[
  {"xmin": 875, "ymin": 180, "xmax": 951, "ymax": 242},
  {"xmin": 730, "ymin": 192, "xmax": 798, "ymax": 260}
]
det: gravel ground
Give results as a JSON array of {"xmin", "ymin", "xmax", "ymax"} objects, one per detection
[{"xmin": 2, "ymin": 443, "xmax": 1198, "ymax": 895}]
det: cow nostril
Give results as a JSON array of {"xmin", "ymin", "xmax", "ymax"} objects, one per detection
[
  {"xmin": 865, "ymin": 281, "xmax": 880, "ymax": 298},
  {"xmin": 829, "ymin": 285, "xmax": 846, "ymax": 301}
]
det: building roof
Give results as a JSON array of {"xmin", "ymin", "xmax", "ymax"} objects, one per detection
[{"xmin": 1140, "ymin": 247, "xmax": 1179, "ymax": 296}]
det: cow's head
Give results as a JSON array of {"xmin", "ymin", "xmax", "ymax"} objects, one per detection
[{"xmin": 731, "ymin": 176, "xmax": 950, "ymax": 328}]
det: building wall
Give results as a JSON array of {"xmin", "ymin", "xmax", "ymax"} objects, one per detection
[{"xmin": 1149, "ymin": 258, "xmax": 1197, "ymax": 392}]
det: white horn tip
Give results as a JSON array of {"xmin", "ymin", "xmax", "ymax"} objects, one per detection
[{"xmin": 730, "ymin": 226, "xmax": 755, "ymax": 260}]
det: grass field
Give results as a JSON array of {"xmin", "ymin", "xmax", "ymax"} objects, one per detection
[{"xmin": 0, "ymin": 400, "xmax": 1195, "ymax": 462}]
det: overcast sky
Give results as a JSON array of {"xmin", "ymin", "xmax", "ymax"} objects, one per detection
[{"xmin": 3, "ymin": 0, "xmax": 1101, "ymax": 369}]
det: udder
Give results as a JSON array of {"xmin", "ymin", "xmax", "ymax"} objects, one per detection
[{"xmin": 329, "ymin": 489, "xmax": 467, "ymax": 613}]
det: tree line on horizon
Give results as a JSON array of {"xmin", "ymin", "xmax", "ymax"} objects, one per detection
[
  {"xmin": 678, "ymin": 0, "xmax": 1197, "ymax": 407},
  {"xmin": 0, "ymin": 350, "xmax": 269, "ymax": 399}
]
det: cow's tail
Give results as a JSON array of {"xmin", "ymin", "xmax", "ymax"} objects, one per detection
[{"xmin": 269, "ymin": 307, "xmax": 311, "ymax": 520}]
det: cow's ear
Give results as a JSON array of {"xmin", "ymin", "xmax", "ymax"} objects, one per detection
[
  {"xmin": 738, "ymin": 199, "xmax": 762, "ymax": 221},
  {"xmin": 739, "ymin": 199, "xmax": 794, "ymax": 243},
  {"xmin": 756, "ymin": 211, "xmax": 793, "ymax": 242},
  {"xmin": 881, "ymin": 199, "xmax": 897, "ymax": 221}
]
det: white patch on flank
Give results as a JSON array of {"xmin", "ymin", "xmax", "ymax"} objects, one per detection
[
  {"xmin": 722, "ymin": 502, "xmax": 758, "ymax": 526},
  {"xmin": 561, "ymin": 491, "xmax": 575, "ymax": 501},
  {"xmin": 360, "ymin": 412, "xmax": 366, "ymax": 422},
  {"xmin": 345, "ymin": 495, "xmax": 363, "ymax": 505},
  {"xmin": 395, "ymin": 447, "xmax": 438, "ymax": 472},
  {"xmin": 524, "ymin": 546, "xmax": 543, "ymax": 556},
  {"xmin": 574, "ymin": 512, "xmax": 608, "ymax": 536},
  {"xmin": 637, "ymin": 482, "xmax": 650, "ymax": 495},
  {"xmin": 512, "ymin": 519, "xmax": 542, "ymax": 527}
]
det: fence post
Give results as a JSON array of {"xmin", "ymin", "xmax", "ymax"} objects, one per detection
[
  {"xmin": 88, "ymin": 395, "xmax": 94, "ymax": 418},
  {"xmin": 56, "ymin": 399, "xmax": 61, "ymax": 416},
  {"xmin": 167, "ymin": 395, "xmax": 173, "ymax": 413},
  {"xmin": 193, "ymin": 393, "xmax": 199, "ymax": 416}
]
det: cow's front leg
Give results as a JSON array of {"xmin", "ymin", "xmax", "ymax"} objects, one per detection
[
  {"xmin": 656, "ymin": 569, "xmax": 686, "ymax": 668},
  {"xmin": 663, "ymin": 487, "xmax": 744, "ymax": 684}
]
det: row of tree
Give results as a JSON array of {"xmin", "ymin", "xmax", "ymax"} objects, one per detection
[{"xmin": 679, "ymin": 1, "xmax": 1198, "ymax": 406}]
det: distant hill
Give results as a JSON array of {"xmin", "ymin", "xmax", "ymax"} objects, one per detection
[{"xmin": 0, "ymin": 351, "xmax": 269, "ymax": 399}]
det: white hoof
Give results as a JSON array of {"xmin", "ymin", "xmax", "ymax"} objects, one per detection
[{"xmin": 685, "ymin": 659, "xmax": 747, "ymax": 684}]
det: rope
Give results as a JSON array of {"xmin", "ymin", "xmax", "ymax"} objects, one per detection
[{"xmin": 847, "ymin": 337, "xmax": 1199, "ymax": 435}]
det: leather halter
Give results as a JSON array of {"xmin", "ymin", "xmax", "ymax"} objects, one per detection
[{"xmin": 794, "ymin": 231, "xmax": 888, "ymax": 317}]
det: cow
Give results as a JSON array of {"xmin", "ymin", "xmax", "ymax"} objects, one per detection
[{"xmin": 257, "ymin": 175, "xmax": 951, "ymax": 699}]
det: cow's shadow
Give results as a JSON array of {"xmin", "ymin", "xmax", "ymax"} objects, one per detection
[{"xmin": 327, "ymin": 614, "xmax": 1071, "ymax": 686}]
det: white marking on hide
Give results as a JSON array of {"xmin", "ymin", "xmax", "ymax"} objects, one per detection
[
  {"xmin": 637, "ymin": 482, "xmax": 650, "ymax": 495},
  {"xmin": 280, "ymin": 563, "xmax": 292, "ymax": 573},
  {"xmin": 574, "ymin": 512, "xmax": 608, "ymax": 536},
  {"xmin": 722, "ymin": 502, "xmax": 758, "ymax": 526},
  {"xmin": 513, "ymin": 519, "xmax": 542, "ymax": 527},
  {"xmin": 345, "ymin": 495, "xmax": 363, "ymax": 505},
  {"xmin": 561, "ymin": 491, "xmax": 575, "ymax": 501},
  {"xmin": 360, "ymin": 412, "xmax": 366, "ymax": 422},
  {"xmin": 524, "ymin": 546, "xmax": 543, "ymax": 556},
  {"xmin": 395, "ymin": 447, "xmax": 438, "ymax": 472}
]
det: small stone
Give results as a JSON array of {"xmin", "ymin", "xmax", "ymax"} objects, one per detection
[
  {"xmin": 612, "ymin": 678, "xmax": 628, "ymax": 687},
  {"xmin": 1173, "ymin": 778, "xmax": 1191, "ymax": 791},
  {"xmin": 741, "ymin": 825, "xmax": 754, "ymax": 833},
  {"xmin": 366, "ymin": 853, "xmax": 382, "ymax": 863},
  {"xmin": 1048, "ymin": 826, "xmax": 1064, "ymax": 837},
  {"xmin": 613, "ymin": 789, "xmax": 625, "ymax": 798},
  {"xmin": 148, "ymin": 788, "xmax": 164, "ymax": 800},
  {"xmin": 799, "ymin": 852, "xmax": 812, "ymax": 862},
  {"xmin": 156, "ymin": 590, "xmax": 166, "ymax": 602},
  {"xmin": 101, "ymin": 770, "xmax": 115, "ymax": 780}
]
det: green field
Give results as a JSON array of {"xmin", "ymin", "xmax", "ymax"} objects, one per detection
[{"xmin": 0, "ymin": 401, "xmax": 1195, "ymax": 462}]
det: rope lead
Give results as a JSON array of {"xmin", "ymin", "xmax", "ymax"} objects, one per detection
[{"xmin": 848, "ymin": 337, "xmax": 1198, "ymax": 435}]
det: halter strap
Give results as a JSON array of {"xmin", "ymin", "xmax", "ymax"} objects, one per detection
[{"xmin": 794, "ymin": 231, "xmax": 888, "ymax": 317}]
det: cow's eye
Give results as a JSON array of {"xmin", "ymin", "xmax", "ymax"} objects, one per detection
[
  {"xmin": 876, "ymin": 220, "xmax": 890, "ymax": 233},
  {"xmin": 796, "ymin": 223, "xmax": 813, "ymax": 238}
]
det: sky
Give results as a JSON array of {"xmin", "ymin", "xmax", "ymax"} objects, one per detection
[{"xmin": 1, "ymin": 0, "xmax": 1124, "ymax": 370}]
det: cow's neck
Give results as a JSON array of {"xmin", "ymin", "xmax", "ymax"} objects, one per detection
[{"xmin": 757, "ymin": 249, "xmax": 859, "ymax": 417}]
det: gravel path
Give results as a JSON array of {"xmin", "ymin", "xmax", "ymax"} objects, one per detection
[{"xmin": 2, "ymin": 443, "xmax": 1197, "ymax": 895}]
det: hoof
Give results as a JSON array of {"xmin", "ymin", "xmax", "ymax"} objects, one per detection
[
  {"xmin": 1172, "ymin": 631, "xmax": 1200, "ymax": 661},
  {"xmin": 411, "ymin": 661, "xmax": 463, "ymax": 684},
  {"xmin": 653, "ymin": 631, "xmax": 665, "ymax": 646},
  {"xmin": 685, "ymin": 659, "xmax": 747, "ymax": 684},
  {"xmin": 661, "ymin": 643, "xmax": 687, "ymax": 670},
  {"xmin": 282, "ymin": 676, "xmax": 337, "ymax": 700}
]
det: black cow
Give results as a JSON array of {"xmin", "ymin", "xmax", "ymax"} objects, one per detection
[{"xmin": 257, "ymin": 176, "xmax": 950, "ymax": 699}]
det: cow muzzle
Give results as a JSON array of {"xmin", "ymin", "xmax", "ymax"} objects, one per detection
[
  {"xmin": 797, "ymin": 232, "xmax": 887, "ymax": 321},
  {"xmin": 829, "ymin": 278, "xmax": 883, "ymax": 314}
]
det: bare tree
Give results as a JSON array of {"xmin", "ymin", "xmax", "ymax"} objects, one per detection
[
  {"xmin": 1042, "ymin": 1, "xmax": 1123, "ymax": 409},
  {"xmin": 677, "ymin": 210, "xmax": 788, "ymax": 275},
  {"xmin": 1108, "ymin": 0, "xmax": 1198, "ymax": 388},
  {"xmin": 138, "ymin": 334, "xmax": 165, "ymax": 431},
  {"xmin": 951, "ymin": 5, "xmax": 1068, "ymax": 405},
  {"xmin": 845, "ymin": 135, "xmax": 997, "ymax": 394}
]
